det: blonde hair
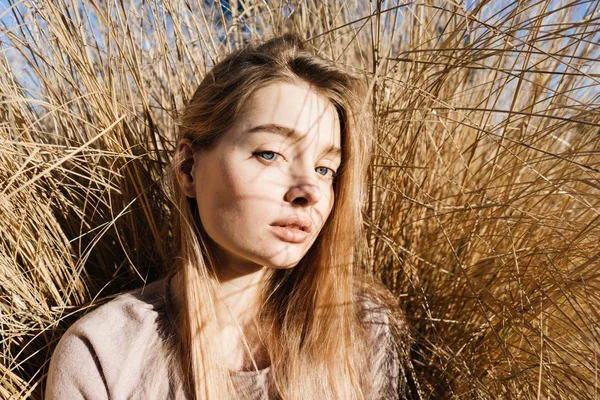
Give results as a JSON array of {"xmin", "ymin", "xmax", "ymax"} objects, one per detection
[{"xmin": 167, "ymin": 34, "xmax": 383, "ymax": 399}]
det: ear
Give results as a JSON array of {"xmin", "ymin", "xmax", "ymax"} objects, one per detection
[{"xmin": 176, "ymin": 138, "xmax": 197, "ymax": 198}]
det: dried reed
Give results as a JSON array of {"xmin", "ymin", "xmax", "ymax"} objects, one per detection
[{"xmin": 1, "ymin": 0, "xmax": 599, "ymax": 398}]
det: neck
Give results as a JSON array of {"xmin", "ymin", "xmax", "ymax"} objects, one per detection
[
  {"xmin": 169, "ymin": 257, "xmax": 268, "ymax": 327},
  {"xmin": 214, "ymin": 263, "xmax": 267, "ymax": 326},
  {"xmin": 169, "ymin": 258, "xmax": 271, "ymax": 371}
]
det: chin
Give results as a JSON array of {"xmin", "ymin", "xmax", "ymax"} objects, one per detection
[
  {"xmin": 259, "ymin": 256, "xmax": 301, "ymax": 270},
  {"xmin": 259, "ymin": 253, "xmax": 306, "ymax": 270},
  {"xmin": 266, "ymin": 262, "xmax": 300, "ymax": 270},
  {"xmin": 253, "ymin": 244, "xmax": 311, "ymax": 270}
]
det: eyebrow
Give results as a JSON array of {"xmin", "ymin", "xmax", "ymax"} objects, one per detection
[{"xmin": 246, "ymin": 124, "xmax": 342, "ymax": 157}]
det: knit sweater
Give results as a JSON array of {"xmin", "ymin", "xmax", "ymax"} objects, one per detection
[{"xmin": 46, "ymin": 275, "xmax": 401, "ymax": 399}]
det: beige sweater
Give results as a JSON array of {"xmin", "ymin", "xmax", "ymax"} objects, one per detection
[{"xmin": 46, "ymin": 275, "xmax": 401, "ymax": 399}]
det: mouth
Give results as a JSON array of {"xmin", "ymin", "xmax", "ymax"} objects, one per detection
[
  {"xmin": 272, "ymin": 223, "xmax": 307, "ymax": 231},
  {"xmin": 270, "ymin": 216, "xmax": 313, "ymax": 234},
  {"xmin": 269, "ymin": 225, "xmax": 309, "ymax": 243},
  {"xmin": 269, "ymin": 218, "xmax": 312, "ymax": 244}
]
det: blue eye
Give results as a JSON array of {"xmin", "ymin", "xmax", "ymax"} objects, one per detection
[
  {"xmin": 255, "ymin": 151, "xmax": 278, "ymax": 161},
  {"xmin": 316, "ymin": 166, "xmax": 335, "ymax": 178}
]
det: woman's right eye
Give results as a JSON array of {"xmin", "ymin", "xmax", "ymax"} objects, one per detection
[{"xmin": 254, "ymin": 151, "xmax": 279, "ymax": 161}]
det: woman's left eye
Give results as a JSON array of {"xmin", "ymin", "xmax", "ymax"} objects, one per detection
[
  {"xmin": 315, "ymin": 166, "xmax": 335, "ymax": 178},
  {"xmin": 254, "ymin": 151, "xmax": 279, "ymax": 161}
]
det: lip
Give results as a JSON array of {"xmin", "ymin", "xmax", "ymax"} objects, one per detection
[
  {"xmin": 269, "ymin": 225, "xmax": 310, "ymax": 243},
  {"xmin": 270, "ymin": 216, "xmax": 313, "ymax": 233},
  {"xmin": 269, "ymin": 216, "xmax": 313, "ymax": 244}
]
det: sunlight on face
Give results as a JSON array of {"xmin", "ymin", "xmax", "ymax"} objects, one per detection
[{"xmin": 190, "ymin": 81, "xmax": 342, "ymax": 272}]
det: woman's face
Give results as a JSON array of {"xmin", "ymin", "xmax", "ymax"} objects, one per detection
[{"xmin": 184, "ymin": 81, "xmax": 342, "ymax": 271}]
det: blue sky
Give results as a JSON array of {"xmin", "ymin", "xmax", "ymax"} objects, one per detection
[{"xmin": 1, "ymin": 0, "xmax": 598, "ymax": 108}]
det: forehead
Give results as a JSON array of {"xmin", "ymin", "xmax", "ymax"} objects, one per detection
[{"xmin": 232, "ymin": 81, "xmax": 341, "ymax": 149}]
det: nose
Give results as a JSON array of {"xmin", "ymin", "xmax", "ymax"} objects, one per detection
[{"xmin": 284, "ymin": 183, "xmax": 321, "ymax": 207}]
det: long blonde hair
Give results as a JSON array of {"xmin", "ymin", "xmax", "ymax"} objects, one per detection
[{"xmin": 167, "ymin": 34, "xmax": 380, "ymax": 399}]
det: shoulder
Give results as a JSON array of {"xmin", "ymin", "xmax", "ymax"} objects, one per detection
[
  {"xmin": 355, "ymin": 285, "xmax": 409, "ymax": 399},
  {"xmin": 46, "ymin": 277, "xmax": 173, "ymax": 399},
  {"xmin": 73, "ymin": 277, "xmax": 167, "ymax": 336},
  {"xmin": 356, "ymin": 285, "xmax": 405, "ymax": 341},
  {"xmin": 61, "ymin": 277, "xmax": 169, "ymax": 352}
]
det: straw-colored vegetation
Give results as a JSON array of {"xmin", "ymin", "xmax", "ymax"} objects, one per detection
[{"xmin": 1, "ymin": 0, "xmax": 599, "ymax": 398}]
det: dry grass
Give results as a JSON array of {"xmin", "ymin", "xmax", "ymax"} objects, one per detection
[{"xmin": 1, "ymin": 0, "xmax": 599, "ymax": 398}]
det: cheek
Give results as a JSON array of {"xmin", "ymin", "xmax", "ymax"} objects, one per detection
[
  {"xmin": 196, "ymin": 154, "xmax": 262, "ymax": 232},
  {"xmin": 315, "ymin": 186, "xmax": 336, "ymax": 231},
  {"xmin": 202, "ymin": 155, "xmax": 243, "ymax": 201},
  {"xmin": 195, "ymin": 157, "xmax": 237, "ymax": 227},
  {"xmin": 325, "ymin": 190, "xmax": 335, "ymax": 217}
]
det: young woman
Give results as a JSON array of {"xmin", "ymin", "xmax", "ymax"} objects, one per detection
[{"xmin": 46, "ymin": 34, "xmax": 405, "ymax": 399}]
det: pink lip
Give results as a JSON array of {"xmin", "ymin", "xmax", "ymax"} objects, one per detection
[
  {"xmin": 269, "ymin": 225, "xmax": 309, "ymax": 243},
  {"xmin": 269, "ymin": 216, "xmax": 313, "ymax": 243},
  {"xmin": 270, "ymin": 216, "xmax": 313, "ymax": 233}
]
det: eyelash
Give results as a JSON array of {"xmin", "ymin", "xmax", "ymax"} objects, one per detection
[
  {"xmin": 253, "ymin": 151, "xmax": 337, "ymax": 178},
  {"xmin": 255, "ymin": 151, "xmax": 280, "ymax": 162}
]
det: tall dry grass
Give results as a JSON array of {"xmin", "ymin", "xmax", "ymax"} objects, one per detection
[{"xmin": 1, "ymin": 0, "xmax": 599, "ymax": 398}]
